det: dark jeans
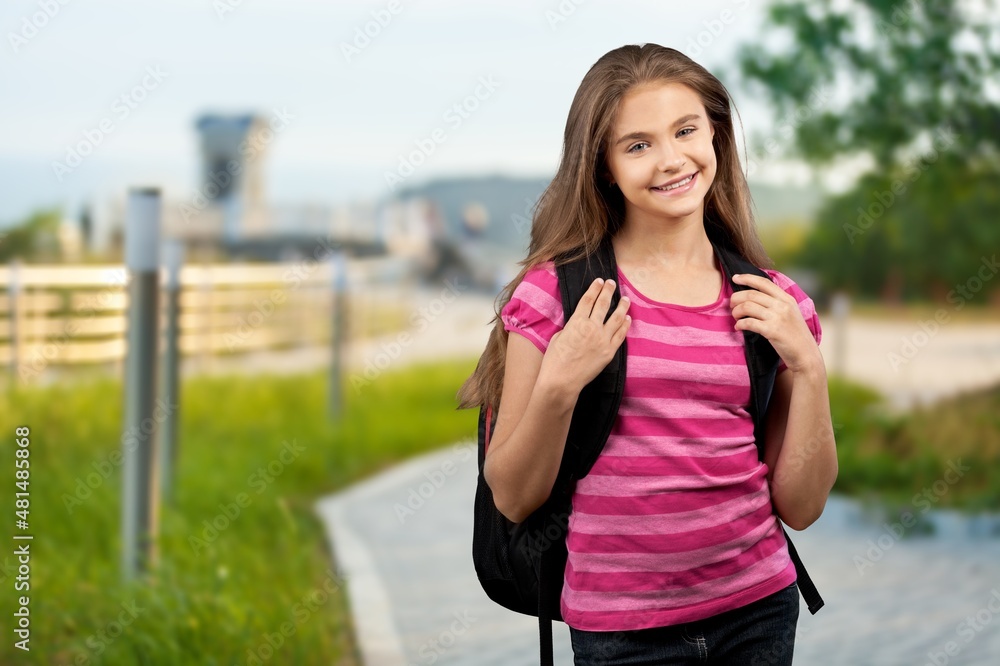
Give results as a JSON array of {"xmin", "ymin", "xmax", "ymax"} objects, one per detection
[{"xmin": 569, "ymin": 581, "xmax": 800, "ymax": 665}]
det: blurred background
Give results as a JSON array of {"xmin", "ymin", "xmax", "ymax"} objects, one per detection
[{"xmin": 0, "ymin": 0, "xmax": 998, "ymax": 664}]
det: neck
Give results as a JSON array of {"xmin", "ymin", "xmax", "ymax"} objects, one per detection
[{"xmin": 612, "ymin": 209, "xmax": 714, "ymax": 270}]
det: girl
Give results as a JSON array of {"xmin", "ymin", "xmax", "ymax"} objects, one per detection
[{"xmin": 457, "ymin": 43, "xmax": 837, "ymax": 665}]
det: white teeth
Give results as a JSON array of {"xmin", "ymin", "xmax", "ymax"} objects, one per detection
[{"xmin": 653, "ymin": 175, "xmax": 693, "ymax": 191}]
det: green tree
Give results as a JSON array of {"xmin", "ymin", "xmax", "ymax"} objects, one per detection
[
  {"xmin": 0, "ymin": 208, "xmax": 63, "ymax": 263},
  {"xmin": 734, "ymin": 0, "xmax": 1000, "ymax": 302}
]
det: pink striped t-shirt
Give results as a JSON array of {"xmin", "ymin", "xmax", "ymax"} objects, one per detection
[{"xmin": 500, "ymin": 253, "xmax": 822, "ymax": 632}]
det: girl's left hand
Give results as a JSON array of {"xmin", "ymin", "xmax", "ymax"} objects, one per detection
[{"xmin": 729, "ymin": 273, "xmax": 822, "ymax": 374}]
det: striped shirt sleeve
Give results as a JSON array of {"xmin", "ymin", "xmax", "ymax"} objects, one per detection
[
  {"xmin": 763, "ymin": 269, "xmax": 822, "ymax": 374},
  {"xmin": 500, "ymin": 261, "xmax": 565, "ymax": 354}
]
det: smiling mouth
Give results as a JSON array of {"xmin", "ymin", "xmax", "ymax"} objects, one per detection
[{"xmin": 651, "ymin": 172, "xmax": 697, "ymax": 191}]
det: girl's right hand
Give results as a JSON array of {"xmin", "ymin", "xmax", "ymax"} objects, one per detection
[{"xmin": 539, "ymin": 278, "xmax": 631, "ymax": 395}]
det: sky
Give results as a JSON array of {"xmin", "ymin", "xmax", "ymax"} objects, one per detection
[{"xmin": 0, "ymin": 0, "xmax": 837, "ymax": 228}]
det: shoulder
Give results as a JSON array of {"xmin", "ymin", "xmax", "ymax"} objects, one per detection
[
  {"xmin": 500, "ymin": 261, "xmax": 564, "ymax": 353},
  {"xmin": 520, "ymin": 260, "xmax": 559, "ymax": 290},
  {"xmin": 508, "ymin": 261, "xmax": 560, "ymax": 310},
  {"xmin": 762, "ymin": 268, "xmax": 813, "ymax": 306}
]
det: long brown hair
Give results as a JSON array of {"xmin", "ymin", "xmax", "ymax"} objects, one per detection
[{"xmin": 456, "ymin": 43, "xmax": 771, "ymax": 411}]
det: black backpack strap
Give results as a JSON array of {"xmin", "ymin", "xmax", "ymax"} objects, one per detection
[
  {"xmin": 538, "ymin": 560, "xmax": 553, "ymax": 666},
  {"xmin": 554, "ymin": 237, "xmax": 627, "ymax": 481},
  {"xmin": 538, "ymin": 617, "xmax": 553, "ymax": 666},
  {"xmin": 537, "ymin": 530, "xmax": 552, "ymax": 666},
  {"xmin": 782, "ymin": 524, "xmax": 825, "ymax": 613},
  {"xmin": 526, "ymin": 239, "xmax": 627, "ymax": 661},
  {"xmin": 709, "ymin": 223, "xmax": 825, "ymax": 615},
  {"xmin": 538, "ymin": 617, "xmax": 555, "ymax": 666}
]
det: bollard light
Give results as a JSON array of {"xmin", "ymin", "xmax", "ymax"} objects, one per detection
[{"xmin": 121, "ymin": 187, "xmax": 162, "ymax": 582}]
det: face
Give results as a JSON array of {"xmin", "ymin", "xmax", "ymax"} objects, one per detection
[{"xmin": 604, "ymin": 81, "xmax": 716, "ymax": 226}]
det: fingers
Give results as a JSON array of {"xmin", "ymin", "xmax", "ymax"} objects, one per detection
[
  {"xmin": 732, "ymin": 273, "xmax": 787, "ymax": 300},
  {"xmin": 589, "ymin": 279, "xmax": 617, "ymax": 322},
  {"xmin": 573, "ymin": 279, "xmax": 631, "ymax": 341},
  {"xmin": 732, "ymin": 293, "xmax": 800, "ymax": 324},
  {"xmin": 606, "ymin": 292, "xmax": 630, "ymax": 326},
  {"xmin": 611, "ymin": 311, "xmax": 632, "ymax": 347},
  {"xmin": 732, "ymin": 300, "xmax": 768, "ymax": 321},
  {"xmin": 574, "ymin": 278, "xmax": 619, "ymax": 319},
  {"xmin": 730, "ymin": 290, "xmax": 774, "ymax": 310},
  {"xmin": 574, "ymin": 278, "xmax": 606, "ymax": 320}
]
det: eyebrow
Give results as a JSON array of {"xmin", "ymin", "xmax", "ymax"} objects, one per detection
[{"xmin": 614, "ymin": 113, "xmax": 702, "ymax": 146}]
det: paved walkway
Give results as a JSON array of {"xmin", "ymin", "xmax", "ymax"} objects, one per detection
[
  {"xmin": 819, "ymin": 316, "xmax": 1000, "ymax": 411},
  {"xmin": 316, "ymin": 444, "xmax": 1000, "ymax": 666}
]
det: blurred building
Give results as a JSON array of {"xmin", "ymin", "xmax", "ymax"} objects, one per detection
[
  {"xmin": 99, "ymin": 113, "xmax": 386, "ymax": 263},
  {"xmin": 191, "ymin": 114, "xmax": 268, "ymax": 244},
  {"xmin": 388, "ymin": 174, "xmax": 549, "ymax": 291},
  {"xmin": 93, "ymin": 115, "xmax": 550, "ymax": 283}
]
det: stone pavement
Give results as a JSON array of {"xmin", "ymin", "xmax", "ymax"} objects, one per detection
[{"xmin": 316, "ymin": 444, "xmax": 1000, "ymax": 666}]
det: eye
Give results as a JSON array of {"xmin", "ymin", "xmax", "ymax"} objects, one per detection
[
  {"xmin": 626, "ymin": 141, "xmax": 649, "ymax": 154},
  {"xmin": 678, "ymin": 127, "xmax": 696, "ymax": 137}
]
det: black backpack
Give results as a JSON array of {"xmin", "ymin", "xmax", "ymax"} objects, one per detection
[{"xmin": 472, "ymin": 224, "xmax": 824, "ymax": 666}]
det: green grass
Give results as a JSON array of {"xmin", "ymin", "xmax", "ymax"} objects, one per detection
[
  {"xmin": 3, "ymin": 355, "xmax": 996, "ymax": 664},
  {"xmin": 0, "ymin": 358, "xmax": 478, "ymax": 665},
  {"xmin": 829, "ymin": 376, "xmax": 1000, "ymax": 513}
]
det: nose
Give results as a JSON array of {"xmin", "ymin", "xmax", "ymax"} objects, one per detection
[{"xmin": 656, "ymin": 143, "xmax": 685, "ymax": 172}]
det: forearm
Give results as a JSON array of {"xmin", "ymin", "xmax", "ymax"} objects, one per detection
[
  {"xmin": 484, "ymin": 371, "xmax": 580, "ymax": 523},
  {"xmin": 769, "ymin": 362, "xmax": 839, "ymax": 530}
]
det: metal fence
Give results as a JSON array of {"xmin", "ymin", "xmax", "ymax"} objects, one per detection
[{"xmin": 0, "ymin": 256, "xmax": 412, "ymax": 379}]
